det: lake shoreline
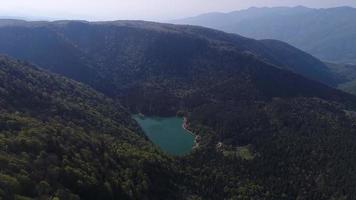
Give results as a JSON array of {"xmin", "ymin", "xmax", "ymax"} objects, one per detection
[
  {"xmin": 182, "ymin": 117, "xmax": 200, "ymax": 149},
  {"xmin": 133, "ymin": 114, "xmax": 195, "ymax": 155}
]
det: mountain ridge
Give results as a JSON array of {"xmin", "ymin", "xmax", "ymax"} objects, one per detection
[
  {"xmin": 173, "ymin": 6, "xmax": 356, "ymax": 64},
  {"xmin": 1, "ymin": 20, "xmax": 356, "ymax": 199},
  {"xmin": 0, "ymin": 19, "xmax": 340, "ymax": 87}
]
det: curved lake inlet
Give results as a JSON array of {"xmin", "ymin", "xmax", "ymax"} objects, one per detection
[{"xmin": 132, "ymin": 115, "xmax": 195, "ymax": 156}]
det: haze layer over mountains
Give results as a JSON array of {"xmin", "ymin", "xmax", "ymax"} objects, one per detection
[{"xmin": 173, "ymin": 6, "xmax": 356, "ymax": 64}]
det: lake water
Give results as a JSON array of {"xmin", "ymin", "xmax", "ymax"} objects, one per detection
[{"xmin": 132, "ymin": 115, "xmax": 195, "ymax": 156}]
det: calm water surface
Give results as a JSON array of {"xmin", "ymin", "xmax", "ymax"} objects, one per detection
[{"xmin": 133, "ymin": 115, "xmax": 194, "ymax": 156}]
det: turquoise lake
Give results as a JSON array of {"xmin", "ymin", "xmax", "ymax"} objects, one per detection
[{"xmin": 132, "ymin": 115, "xmax": 195, "ymax": 156}]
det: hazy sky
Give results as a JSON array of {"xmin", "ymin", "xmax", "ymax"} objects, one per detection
[{"xmin": 0, "ymin": 0, "xmax": 356, "ymax": 21}]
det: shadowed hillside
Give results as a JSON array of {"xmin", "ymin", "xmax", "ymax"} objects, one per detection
[{"xmin": 0, "ymin": 19, "xmax": 339, "ymax": 88}]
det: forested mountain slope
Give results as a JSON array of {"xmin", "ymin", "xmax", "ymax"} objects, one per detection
[
  {"xmin": 173, "ymin": 6, "xmax": 356, "ymax": 64},
  {"xmin": 184, "ymin": 97, "xmax": 356, "ymax": 199},
  {"xmin": 327, "ymin": 62, "xmax": 356, "ymax": 95},
  {"xmin": 0, "ymin": 56, "xmax": 182, "ymax": 200},
  {"xmin": 0, "ymin": 19, "xmax": 338, "ymax": 88},
  {"xmin": 1, "ymin": 21, "xmax": 356, "ymax": 199}
]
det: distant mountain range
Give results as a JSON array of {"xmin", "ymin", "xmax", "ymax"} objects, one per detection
[
  {"xmin": 172, "ymin": 6, "xmax": 356, "ymax": 64},
  {"xmin": 1, "ymin": 20, "xmax": 356, "ymax": 199}
]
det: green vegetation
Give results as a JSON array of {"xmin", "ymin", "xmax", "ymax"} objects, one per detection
[
  {"xmin": 0, "ymin": 19, "xmax": 339, "ymax": 89},
  {"xmin": 326, "ymin": 62, "xmax": 356, "ymax": 95},
  {"xmin": 339, "ymin": 80, "xmax": 356, "ymax": 95},
  {"xmin": 0, "ymin": 57, "xmax": 183, "ymax": 200},
  {"xmin": 1, "ymin": 21, "xmax": 356, "ymax": 199},
  {"xmin": 218, "ymin": 143, "xmax": 255, "ymax": 160}
]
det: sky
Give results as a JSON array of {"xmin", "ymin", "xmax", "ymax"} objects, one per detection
[{"xmin": 0, "ymin": 0, "xmax": 356, "ymax": 21}]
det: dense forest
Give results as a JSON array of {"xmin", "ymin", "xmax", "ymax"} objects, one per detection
[
  {"xmin": 0, "ymin": 56, "xmax": 185, "ymax": 200},
  {"xmin": 0, "ymin": 21, "xmax": 356, "ymax": 199},
  {"xmin": 0, "ymin": 19, "xmax": 339, "ymax": 88},
  {"xmin": 327, "ymin": 62, "xmax": 356, "ymax": 95},
  {"xmin": 186, "ymin": 97, "xmax": 356, "ymax": 199}
]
